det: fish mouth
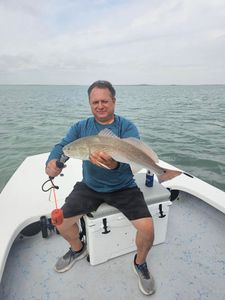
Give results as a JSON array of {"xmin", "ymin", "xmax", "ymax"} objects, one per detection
[{"xmin": 63, "ymin": 146, "xmax": 70, "ymax": 155}]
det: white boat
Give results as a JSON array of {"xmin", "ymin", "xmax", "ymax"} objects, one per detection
[{"xmin": 0, "ymin": 153, "xmax": 225, "ymax": 300}]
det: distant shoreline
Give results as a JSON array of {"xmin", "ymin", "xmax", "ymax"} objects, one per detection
[{"xmin": 0, "ymin": 83, "xmax": 225, "ymax": 86}]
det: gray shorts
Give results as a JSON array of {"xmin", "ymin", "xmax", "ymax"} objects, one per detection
[{"xmin": 62, "ymin": 182, "xmax": 151, "ymax": 221}]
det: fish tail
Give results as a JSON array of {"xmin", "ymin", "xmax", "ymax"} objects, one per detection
[{"xmin": 158, "ymin": 168, "xmax": 182, "ymax": 183}]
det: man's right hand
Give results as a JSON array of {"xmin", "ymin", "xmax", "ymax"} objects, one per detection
[{"xmin": 45, "ymin": 159, "xmax": 65, "ymax": 178}]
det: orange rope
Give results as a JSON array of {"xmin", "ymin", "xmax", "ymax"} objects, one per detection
[
  {"xmin": 50, "ymin": 181, "xmax": 63, "ymax": 225},
  {"xmin": 52, "ymin": 186, "xmax": 58, "ymax": 209}
]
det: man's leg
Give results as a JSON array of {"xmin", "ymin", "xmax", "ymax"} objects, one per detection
[
  {"xmin": 54, "ymin": 215, "xmax": 87, "ymax": 273},
  {"xmin": 105, "ymin": 187, "xmax": 153, "ymax": 261},
  {"xmin": 104, "ymin": 186, "xmax": 155, "ymax": 295},
  {"xmin": 53, "ymin": 182, "xmax": 103, "ymax": 273},
  {"xmin": 56, "ymin": 215, "xmax": 83, "ymax": 251},
  {"xmin": 131, "ymin": 217, "xmax": 154, "ymax": 264},
  {"xmin": 132, "ymin": 217, "xmax": 155, "ymax": 295}
]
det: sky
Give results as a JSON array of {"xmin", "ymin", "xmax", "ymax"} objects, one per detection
[{"xmin": 0, "ymin": 0, "xmax": 225, "ymax": 85}]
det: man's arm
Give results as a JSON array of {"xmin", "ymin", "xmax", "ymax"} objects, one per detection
[{"xmin": 45, "ymin": 123, "xmax": 79, "ymax": 177}]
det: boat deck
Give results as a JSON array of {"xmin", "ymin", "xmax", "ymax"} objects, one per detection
[{"xmin": 1, "ymin": 192, "xmax": 225, "ymax": 300}]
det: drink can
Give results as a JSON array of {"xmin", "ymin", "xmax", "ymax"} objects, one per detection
[{"xmin": 145, "ymin": 170, "xmax": 154, "ymax": 187}]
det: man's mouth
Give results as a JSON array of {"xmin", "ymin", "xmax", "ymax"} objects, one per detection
[{"xmin": 96, "ymin": 110, "xmax": 106, "ymax": 113}]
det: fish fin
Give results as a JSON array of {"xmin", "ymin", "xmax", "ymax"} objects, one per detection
[
  {"xmin": 123, "ymin": 137, "xmax": 159, "ymax": 163},
  {"xmin": 129, "ymin": 163, "xmax": 143, "ymax": 174},
  {"xmin": 98, "ymin": 128, "xmax": 119, "ymax": 138}
]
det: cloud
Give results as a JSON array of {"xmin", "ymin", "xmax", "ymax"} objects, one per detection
[{"xmin": 0, "ymin": 0, "xmax": 225, "ymax": 84}]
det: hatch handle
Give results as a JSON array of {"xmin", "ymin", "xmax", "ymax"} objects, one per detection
[
  {"xmin": 159, "ymin": 204, "xmax": 166, "ymax": 218},
  {"xmin": 102, "ymin": 218, "xmax": 111, "ymax": 234}
]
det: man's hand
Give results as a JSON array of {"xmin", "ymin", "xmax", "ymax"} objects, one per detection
[
  {"xmin": 89, "ymin": 151, "xmax": 119, "ymax": 169},
  {"xmin": 45, "ymin": 159, "xmax": 66, "ymax": 178}
]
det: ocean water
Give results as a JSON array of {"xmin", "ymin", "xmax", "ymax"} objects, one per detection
[{"xmin": 0, "ymin": 84, "xmax": 224, "ymax": 192}]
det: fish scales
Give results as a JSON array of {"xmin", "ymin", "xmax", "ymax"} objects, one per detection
[{"xmin": 63, "ymin": 135, "xmax": 164, "ymax": 175}]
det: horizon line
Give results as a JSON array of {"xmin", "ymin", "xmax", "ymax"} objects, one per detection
[{"xmin": 0, "ymin": 83, "xmax": 225, "ymax": 86}]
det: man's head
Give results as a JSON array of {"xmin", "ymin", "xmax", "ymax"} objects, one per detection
[
  {"xmin": 88, "ymin": 80, "xmax": 116, "ymax": 124},
  {"xmin": 88, "ymin": 80, "xmax": 116, "ymax": 99}
]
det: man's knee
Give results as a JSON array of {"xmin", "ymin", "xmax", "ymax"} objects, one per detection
[
  {"xmin": 132, "ymin": 217, "xmax": 154, "ymax": 240},
  {"xmin": 56, "ymin": 215, "xmax": 81, "ymax": 232}
]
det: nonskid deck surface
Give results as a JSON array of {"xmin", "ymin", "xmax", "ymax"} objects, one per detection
[
  {"xmin": 1, "ymin": 153, "xmax": 224, "ymax": 288},
  {"xmin": 0, "ymin": 193, "xmax": 225, "ymax": 300}
]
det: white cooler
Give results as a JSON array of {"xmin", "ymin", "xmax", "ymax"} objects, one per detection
[{"xmin": 84, "ymin": 173, "xmax": 171, "ymax": 265}]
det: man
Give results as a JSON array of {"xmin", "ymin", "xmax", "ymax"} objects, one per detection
[{"xmin": 45, "ymin": 80, "xmax": 155, "ymax": 296}]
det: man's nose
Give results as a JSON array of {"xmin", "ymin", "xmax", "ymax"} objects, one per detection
[{"xmin": 97, "ymin": 101, "xmax": 103, "ymax": 108}]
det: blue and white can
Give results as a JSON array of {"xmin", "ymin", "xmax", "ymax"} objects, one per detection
[{"xmin": 145, "ymin": 170, "xmax": 154, "ymax": 187}]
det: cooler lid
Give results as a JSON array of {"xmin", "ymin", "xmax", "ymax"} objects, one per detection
[{"xmin": 87, "ymin": 173, "xmax": 171, "ymax": 219}]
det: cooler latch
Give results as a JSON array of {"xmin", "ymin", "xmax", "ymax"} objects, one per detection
[
  {"xmin": 158, "ymin": 204, "xmax": 166, "ymax": 218},
  {"xmin": 102, "ymin": 218, "xmax": 111, "ymax": 234}
]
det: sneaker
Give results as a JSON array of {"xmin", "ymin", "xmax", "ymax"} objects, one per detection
[
  {"xmin": 133, "ymin": 255, "xmax": 155, "ymax": 295},
  {"xmin": 55, "ymin": 242, "xmax": 87, "ymax": 273}
]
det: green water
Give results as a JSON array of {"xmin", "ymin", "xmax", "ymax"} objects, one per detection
[{"xmin": 0, "ymin": 84, "xmax": 224, "ymax": 192}]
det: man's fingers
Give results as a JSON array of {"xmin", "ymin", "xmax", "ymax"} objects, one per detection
[
  {"xmin": 90, "ymin": 151, "xmax": 112, "ymax": 162},
  {"xmin": 45, "ymin": 159, "xmax": 64, "ymax": 177},
  {"xmin": 96, "ymin": 161, "xmax": 111, "ymax": 169},
  {"xmin": 98, "ymin": 151, "xmax": 111, "ymax": 160},
  {"xmin": 89, "ymin": 151, "xmax": 117, "ymax": 169}
]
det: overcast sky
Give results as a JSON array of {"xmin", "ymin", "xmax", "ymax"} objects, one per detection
[{"xmin": 0, "ymin": 0, "xmax": 225, "ymax": 85}]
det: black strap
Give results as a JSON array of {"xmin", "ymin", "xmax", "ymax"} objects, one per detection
[{"xmin": 41, "ymin": 177, "xmax": 59, "ymax": 192}]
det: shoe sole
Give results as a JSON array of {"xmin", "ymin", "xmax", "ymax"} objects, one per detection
[
  {"xmin": 55, "ymin": 249, "xmax": 88, "ymax": 273},
  {"xmin": 133, "ymin": 263, "xmax": 155, "ymax": 296}
]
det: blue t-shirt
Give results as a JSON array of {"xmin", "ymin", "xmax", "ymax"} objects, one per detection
[{"xmin": 46, "ymin": 115, "xmax": 140, "ymax": 192}]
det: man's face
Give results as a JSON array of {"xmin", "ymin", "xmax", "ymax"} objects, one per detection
[{"xmin": 89, "ymin": 87, "xmax": 116, "ymax": 124}]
